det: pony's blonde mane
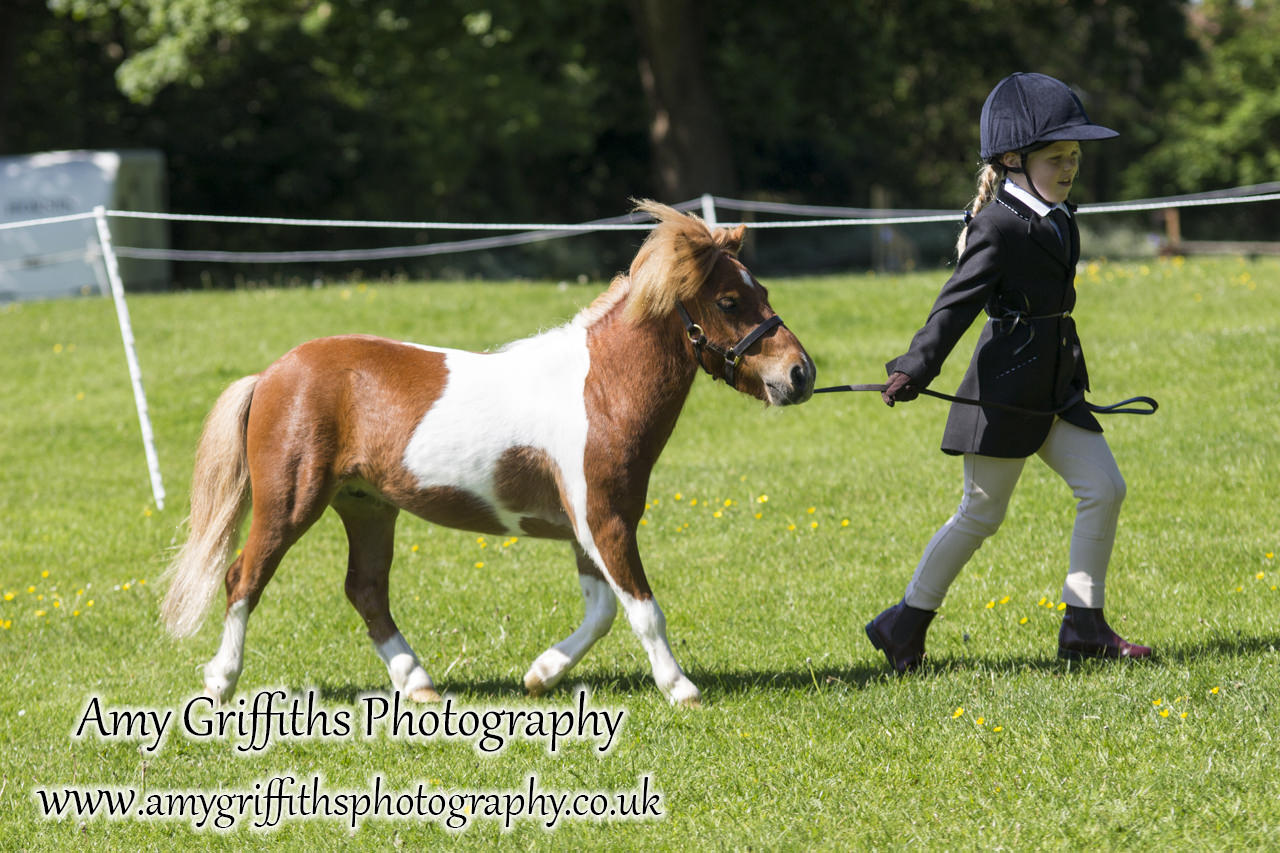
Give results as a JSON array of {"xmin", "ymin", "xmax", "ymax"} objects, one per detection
[{"xmin": 578, "ymin": 200, "xmax": 744, "ymax": 328}]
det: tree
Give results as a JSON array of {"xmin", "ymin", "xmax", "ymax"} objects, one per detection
[
  {"xmin": 1122, "ymin": 0, "xmax": 1280, "ymax": 196},
  {"xmin": 629, "ymin": 0, "xmax": 735, "ymax": 201}
]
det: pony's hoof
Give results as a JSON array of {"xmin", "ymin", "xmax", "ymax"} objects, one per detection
[
  {"xmin": 523, "ymin": 650, "xmax": 570, "ymax": 697},
  {"xmin": 204, "ymin": 680, "xmax": 235, "ymax": 706},
  {"xmin": 409, "ymin": 686, "xmax": 442, "ymax": 703},
  {"xmin": 203, "ymin": 666, "xmax": 238, "ymax": 706},
  {"xmin": 667, "ymin": 680, "xmax": 702, "ymax": 707}
]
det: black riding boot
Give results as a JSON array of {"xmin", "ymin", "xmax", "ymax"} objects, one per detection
[
  {"xmin": 865, "ymin": 600, "xmax": 936, "ymax": 674},
  {"xmin": 1058, "ymin": 605, "xmax": 1152, "ymax": 660}
]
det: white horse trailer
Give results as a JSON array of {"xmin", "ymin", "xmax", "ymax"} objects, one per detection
[{"xmin": 0, "ymin": 150, "xmax": 169, "ymax": 302}]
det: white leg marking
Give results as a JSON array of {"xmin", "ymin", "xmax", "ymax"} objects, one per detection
[
  {"xmin": 563, "ymin": 474, "xmax": 700, "ymax": 704},
  {"xmin": 525, "ymin": 574, "xmax": 617, "ymax": 695},
  {"xmin": 617, "ymin": 591, "xmax": 701, "ymax": 706},
  {"xmin": 204, "ymin": 599, "xmax": 248, "ymax": 704},
  {"xmin": 376, "ymin": 632, "xmax": 439, "ymax": 702}
]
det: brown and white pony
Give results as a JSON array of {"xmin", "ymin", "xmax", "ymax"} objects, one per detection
[{"xmin": 161, "ymin": 201, "xmax": 815, "ymax": 707}]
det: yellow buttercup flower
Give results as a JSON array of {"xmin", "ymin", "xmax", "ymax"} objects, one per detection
[{"xmin": 952, "ymin": 707, "xmax": 964, "ymax": 719}]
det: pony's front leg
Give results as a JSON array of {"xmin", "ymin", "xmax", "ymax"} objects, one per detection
[
  {"xmin": 524, "ymin": 545, "xmax": 617, "ymax": 696},
  {"xmin": 585, "ymin": 521, "xmax": 701, "ymax": 707},
  {"xmin": 619, "ymin": 589, "xmax": 701, "ymax": 706}
]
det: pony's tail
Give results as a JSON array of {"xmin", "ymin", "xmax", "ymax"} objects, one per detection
[{"xmin": 160, "ymin": 375, "xmax": 258, "ymax": 638}]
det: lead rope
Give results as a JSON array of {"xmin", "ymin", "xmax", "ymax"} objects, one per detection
[{"xmin": 813, "ymin": 383, "xmax": 1157, "ymax": 417}]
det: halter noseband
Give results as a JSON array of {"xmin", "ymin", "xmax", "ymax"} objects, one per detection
[{"xmin": 675, "ymin": 301, "xmax": 785, "ymax": 387}]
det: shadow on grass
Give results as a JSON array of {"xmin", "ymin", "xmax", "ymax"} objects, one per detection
[{"xmin": 307, "ymin": 631, "xmax": 1278, "ymax": 704}]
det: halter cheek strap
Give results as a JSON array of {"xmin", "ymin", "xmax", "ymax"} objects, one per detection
[{"xmin": 676, "ymin": 301, "xmax": 785, "ymax": 387}]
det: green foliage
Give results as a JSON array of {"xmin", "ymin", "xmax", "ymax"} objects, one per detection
[
  {"xmin": 47, "ymin": 0, "xmax": 258, "ymax": 103},
  {"xmin": 1122, "ymin": 0, "xmax": 1280, "ymax": 196},
  {"xmin": 2, "ymin": 1, "xmax": 1277, "ymax": 268},
  {"xmin": 2, "ymin": 257, "xmax": 1279, "ymax": 847}
]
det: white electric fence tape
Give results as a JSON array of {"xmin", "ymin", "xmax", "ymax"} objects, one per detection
[{"xmin": 2, "ymin": 185, "xmax": 1277, "ymax": 510}]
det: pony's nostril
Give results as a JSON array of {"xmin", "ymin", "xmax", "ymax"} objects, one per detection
[{"xmin": 791, "ymin": 362, "xmax": 812, "ymax": 391}]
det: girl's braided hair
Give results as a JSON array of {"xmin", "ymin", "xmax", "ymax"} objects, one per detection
[{"xmin": 955, "ymin": 162, "xmax": 1004, "ymax": 258}]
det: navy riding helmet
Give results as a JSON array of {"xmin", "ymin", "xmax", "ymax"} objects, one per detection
[{"xmin": 979, "ymin": 72, "xmax": 1118, "ymax": 163}]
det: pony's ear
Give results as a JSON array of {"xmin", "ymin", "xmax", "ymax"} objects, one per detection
[{"xmin": 717, "ymin": 224, "xmax": 747, "ymax": 256}]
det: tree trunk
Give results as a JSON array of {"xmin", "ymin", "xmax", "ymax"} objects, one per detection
[{"xmin": 630, "ymin": 0, "xmax": 735, "ymax": 202}]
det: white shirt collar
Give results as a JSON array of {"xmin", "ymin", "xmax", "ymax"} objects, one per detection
[{"xmin": 1003, "ymin": 178, "xmax": 1070, "ymax": 219}]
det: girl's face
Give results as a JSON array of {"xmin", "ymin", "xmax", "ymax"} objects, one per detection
[{"xmin": 1003, "ymin": 141, "xmax": 1081, "ymax": 204}]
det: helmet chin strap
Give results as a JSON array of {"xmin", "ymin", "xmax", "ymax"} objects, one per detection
[{"xmin": 1003, "ymin": 151, "xmax": 1054, "ymax": 206}]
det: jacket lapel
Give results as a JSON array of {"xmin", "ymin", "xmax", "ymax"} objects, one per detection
[{"xmin": 998, "ymin": 187, "xmax": 1070, "ymax": 269}]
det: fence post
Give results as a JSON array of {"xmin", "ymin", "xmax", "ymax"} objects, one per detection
[
  {"xmin": 93, "ymin": 206, "xmax": 166, "ymax": 510},
  {"xmin": 700, "ymin": 194, "xmax": 718, "ymax": 229}
]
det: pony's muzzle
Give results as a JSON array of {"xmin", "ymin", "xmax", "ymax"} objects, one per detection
[{"xmin": 773, "ymin": 354, "xmax": 816, "ymax": 406}]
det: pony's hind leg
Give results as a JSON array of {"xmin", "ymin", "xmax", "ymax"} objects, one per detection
[
  {"xmin": 333, "ymin": 490, "xmax": 439, "ymax": 702},
  {"xmin": 204, "ymin": 464, "xmax": 333, "ymax": 703},
  {"xmin": 205, "ymin": 509, "xmax": 320, "ymax": 702},
  {"xmin": 524, "ymin": 544, "xmax": 618, "ymax": 696}
]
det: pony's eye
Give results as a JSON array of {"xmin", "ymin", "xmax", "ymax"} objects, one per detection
[{"xmin": 717, "ymin": 296, "xmax": 739, "ymax": 313}]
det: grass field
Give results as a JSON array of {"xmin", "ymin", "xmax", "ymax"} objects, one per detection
[{"xmin": 2, "ymin": 255, "xmax": 1278, "ymax": 850}]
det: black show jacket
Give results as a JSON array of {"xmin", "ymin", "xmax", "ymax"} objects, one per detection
[{"xmin": 886, "ymin": 186, "xmax": 1101, "ymax": 458}]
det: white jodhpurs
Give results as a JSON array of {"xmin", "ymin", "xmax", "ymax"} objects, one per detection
[{"xmin": 903, "ymin": 418, "xmax": 1126, "ymax": 611}]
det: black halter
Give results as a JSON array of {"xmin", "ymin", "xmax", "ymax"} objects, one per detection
[{"xmin": 675, "ymin": 301, "xmax": 785, "ymax": 387}]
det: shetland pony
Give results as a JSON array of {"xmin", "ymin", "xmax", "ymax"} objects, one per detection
[{"xmin": 161, "ymin": 201, "xmax": 815, "ymax": 706}]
